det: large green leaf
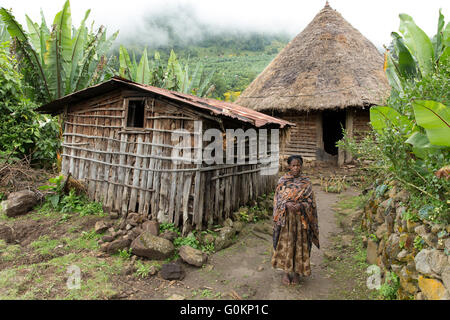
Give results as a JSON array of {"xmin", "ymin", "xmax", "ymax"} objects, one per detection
[
  {"xmin": 399, "ymin": 14, "xmax": 434, "ymax": 75},
  {"xmin": 66, "ymin": 9, "xmax": 89, "ymax": 94},
  {"xmin": 0, "ymin": 7, "xmax": 50, "ymax": 100},
  {"xmin": 119, "ymin": 45, "xmax": 134, "ymax": 80},
  {"xmin": 405, "ymin": 131, "xmax": 444, "ymax": 158},
  {"xmin": 391, "ymin": 32, "xmax": 417, "ymax": 79},
  {"xmin": 136, "ymin": 47, "xmax": 150, "ymax": 84},
  {"xmin": 370, "ymin": 106, "xmax": 412, "ymax": 133},
  {"xmin": 431, "ymin": 9, "xmax": 445, "ymax": 61},
  {"xmin": 412, "ymin": 100, "xmax": 450, "ymax": 146}
]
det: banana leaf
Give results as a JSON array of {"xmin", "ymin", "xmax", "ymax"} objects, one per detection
[
  {"xmin": 431, "ymin": 9, "xmax": 445, "ymax": 61},
  {"xmin": 391, "ymin": 32, "xmax": 417, "ymax": 79},
  {"xmin": 412, "ymin": 100, "xmax": 450, "ymax": 146},
  {"xmin": 405, "ymin": 131, "xmax": 444, "ymax": 158},
  {"xmin": 0, "ymin": 7, "xmax": 50, "ymax": 100},
  {"xmin": 119, "ymin": 45, "xmax": 134, "ymax": 80},
  {"xmin": 370, "ymin": 106, "xmax": 412, "ymax": 133},
  {"xmin": 137, "ymin": 48, "xmax": 150, "ymax": 84},
  {"xmin": 66, "ymin": 9, "xmax": 89, "ymax": 94},
  {"xmin": 399, "ymin": 13, "xmax": 434, "ymax": 76}
]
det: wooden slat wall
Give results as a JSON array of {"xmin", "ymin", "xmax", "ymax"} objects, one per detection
[
  {"xmin": 61, "ymin": 90, "xmax": 280, "ymax": 234},
  {"xmin": 281, "ymin": 111, "xmax": 319, "ymax": 160}
]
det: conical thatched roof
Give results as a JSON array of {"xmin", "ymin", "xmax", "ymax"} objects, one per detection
[{"xmin": 236, "ymin": 3, "xmax": 390, "ymax": 112}]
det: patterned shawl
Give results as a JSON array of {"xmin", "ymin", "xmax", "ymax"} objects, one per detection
[{"xmin": 273, "ymin": 173, "xmax": 320, "ymax": 249}]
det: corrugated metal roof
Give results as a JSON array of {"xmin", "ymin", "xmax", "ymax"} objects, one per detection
[{"xmin": 38, "ymin": 77, "xmax": 294, "ymax": 128}]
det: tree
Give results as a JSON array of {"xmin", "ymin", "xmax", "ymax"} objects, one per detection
[
  {"xmin": 119, "ymin": 46, "xmax": 215, "ymax": 97},
  {"xmin": 0, "ymin": 0, "xmax": 118, "ymax": 104}
]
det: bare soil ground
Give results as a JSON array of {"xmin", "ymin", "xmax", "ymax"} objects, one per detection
[{"xmin": 0, "ymin": 176, "xmax": 375, "ymax": 300}]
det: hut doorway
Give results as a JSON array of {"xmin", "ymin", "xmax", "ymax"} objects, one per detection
[{"xmin": 322, "ymin": 110, "xmax": 346, "ymax": 156}]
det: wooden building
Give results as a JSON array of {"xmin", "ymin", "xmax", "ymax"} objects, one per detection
[
  {"xmin": 38, "ymin": 77, "xmax": 292, "ymax": 234},
  {"xmin": 236, "ymin": 3, "xmax": 390, "ymax": 165}
]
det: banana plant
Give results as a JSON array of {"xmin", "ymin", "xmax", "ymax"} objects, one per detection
[
  {"xmin": 119, "ymin": 46, "xmax": 215, "ymax": 97},
  {"xmin": 370, "ymin": 100, "xmax": 449, "ymax": 158},
  {"xmin": 0, "ymin": 0, "xmax": 118, "ymax": 104},
  {"xmin": 386, "ymin": 10, "xmax": 449, "ymax": 88}
]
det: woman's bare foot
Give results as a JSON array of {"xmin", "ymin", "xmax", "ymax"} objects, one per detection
[
  {"xmin": 291, "ymin": 273, "xmax": 300, "ymax": 285},
  {"xmin": 282, "ymin": 273, "xmax": 291, "ymax": 285}
]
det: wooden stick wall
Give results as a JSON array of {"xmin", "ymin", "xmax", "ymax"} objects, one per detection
[{"xmin": 61, "ymin": 91, "xmax": 280, "ymax": 234}]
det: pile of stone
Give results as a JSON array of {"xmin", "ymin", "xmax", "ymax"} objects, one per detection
[{"xmin": 362, "ymin": 181, "xmax": 450, "ymax": 300}]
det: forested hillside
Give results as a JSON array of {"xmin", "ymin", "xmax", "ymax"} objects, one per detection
[{"xmin": 109, "ymin": 12, "xmax": 291, "ymax": 99}]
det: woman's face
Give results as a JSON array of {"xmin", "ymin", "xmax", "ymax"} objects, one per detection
[{"xmin": 289, "ymin": 159, "xmax": 302, "ymax": 176}]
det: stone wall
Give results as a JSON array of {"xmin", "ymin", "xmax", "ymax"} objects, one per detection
[{"xmin": 361, "ymin": 181, "xmax": 450, "ymax": 300}]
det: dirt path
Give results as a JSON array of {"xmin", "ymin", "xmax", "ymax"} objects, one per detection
[{"xmin": 136, "ymin": 186, "xmax": 360, "ymax": 300}]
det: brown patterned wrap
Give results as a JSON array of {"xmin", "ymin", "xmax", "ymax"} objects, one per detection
[{"xmin": 271, "ymin": 173, "xmax": 320, "ymax": 275}]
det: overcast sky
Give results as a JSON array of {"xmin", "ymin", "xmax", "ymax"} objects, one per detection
[{"xmin": 1, "ymin": 0, "xmax": 448, "ymax": 48}]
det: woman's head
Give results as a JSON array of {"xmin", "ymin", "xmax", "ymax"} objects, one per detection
[{"xmin": 287, "ymin": 155, "xmax": 303, "ymax": 176}]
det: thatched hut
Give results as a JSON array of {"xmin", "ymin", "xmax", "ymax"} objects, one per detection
[
  {"xmin": 38, "ymin": 77, "xmax": 292, "ymax": 234},
  {"xmin": 236, "ymin": 2, "xmax": 390, "ymax": 165}
]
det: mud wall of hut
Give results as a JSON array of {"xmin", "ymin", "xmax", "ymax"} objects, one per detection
[{"xmin": 61, "ymin": 89, "xmax": 279, "ymax": 234}]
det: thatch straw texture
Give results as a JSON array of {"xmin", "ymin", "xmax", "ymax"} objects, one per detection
[{"xmin": 236, "ymin": 4, "xmax": 390, "ymax": 112}]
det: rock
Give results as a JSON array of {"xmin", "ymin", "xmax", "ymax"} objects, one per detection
[
  {"xmin": 429, "ymin": 249, "xmax": 448, "ymax": 275},
  {"xmin": 399, "ymin": 266, "xmax": 418, "ymax": 295},
  {"xmin": 391, "ymin": 264, "xmax": 403, "ymax": 274},
  {"xmin": 431, "ymin": 224, "xmax": 442, "ymax": 235},
  {"xmin": 119, "ymin": 219, "xmax": 127, "ymax": 230},
  {"xmin": 109, "ymin": 211, "xmax": 119, "ymax": 219},
  {"xmin": 105, "ymin": 238, "xmax": 131, "ymax": 254},
  {"xmin": 129, "ymin": 227, "xmax": 142, "ymax": 240},
  {"xmin": 407, "ymin": 220, "xmax": 419, "ymax": 233},
  {"xmin": 125, "ymin": 224, "xmax": 132, "ymax": 231},
  {"xmin": 442, "ymin": 266, "xmax": 450, "ymax": 292},
  {"xmin": 160, "ymin": 230, "xmax": 178, "ymax": 242},
  {"xmin": 159, "ymin": 263, "xmax": 185, "ymax": 280},
  {"xmin": 423, "ymin": 233, "xmax": 438, "ymax": 247},
  {"xmin": 141, "ymin": 220, "xmax": 159, "ymax": 236},
  {"xmin": 375, "ymin": 223, "xmax": 387, "ymax": 240},
  {"xmin": 167, "ymin": 294, "xmax": 185, "ymax": 300},
  {"xmin": 224, "ymin": 218, "xmax": 233, "ymax": 228},
  {"xmin": 95, "ymin": 221, "xmax": 109, "ymax": 234},
  {"xmin": 385, "ymin": 234, "xmax": 400, "ymax": 259},
  {"xmin": 233, "ymin": 221, "xmax": 245, "ymax": 233},
  {"xmin": 101, "ymin": 235, "xmax": 115, "ymax": 242},
  {"xmin": 396, "ymin": 250, "xmax": 409, "ymax": 262},
  {"xmin": 1, "ymin": 190, "xmax": 38, "ymax": 217},
  {"xmin": 413, "ymin": 249, "xmax": 446, "ymax": 276},
  {"xmin": 179, "ymin": 245, "xmax": 208, "ymax": 267},
  {"xmin": 414, "ymin": 225, "xmax": 428, "ymax": 237},
  {"xmin": 366, "ymin": 239, "xmax": 378, "ymax": 265},
  {"xmin": 202, "ymin": 233, "xmax": 215, "ymax": 245},
  {"xmin": 214, "ymin": 227, "xmax": 236, "ymax": 251},
  {"xmin": 0, "ymin": 224, "xmax": 14, "ymax": 243},
  {"xmin": 418, "ymin": 276, "xmax": 448, "ymax": 300},
  {"xmin": 377, "ymin": 239, "xmax": 385, "ymax": 255},
  {"xmin": 130, "ymin": 231, "xmax": 174, "ymax": 259},
  {"xmin": 414, "ymin": 249, "xmax": 433, "ymax": 275},
  {"xmin": 385, "ymin": 215, "xmax": 394, "ymax": 234},
  {"xmin": 257, "ymin": 266, "xmax": 264, "ymax": 272}
]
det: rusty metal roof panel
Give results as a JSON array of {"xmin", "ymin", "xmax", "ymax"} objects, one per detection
[{"xmin": 38, "ymin": 77, "xmax": 294, "ymax": 128}]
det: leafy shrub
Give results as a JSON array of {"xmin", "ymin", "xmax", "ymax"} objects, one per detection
[
  {"xmin": 0, "ymin": 42, "xmax": 60, "ymax": 166},
  {"xmin": 378, "ymin": 272, "xmax": 400, "ymax": 300}
]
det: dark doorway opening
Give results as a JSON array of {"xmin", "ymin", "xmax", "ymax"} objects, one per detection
[{"xmin": 322, "ymin": 110, "xmax": 346, "ymax": 155}]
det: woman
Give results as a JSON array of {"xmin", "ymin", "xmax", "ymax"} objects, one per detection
[{"xmin": 272, "ymin": 155, "xmax": 320, "ymax": 285}]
